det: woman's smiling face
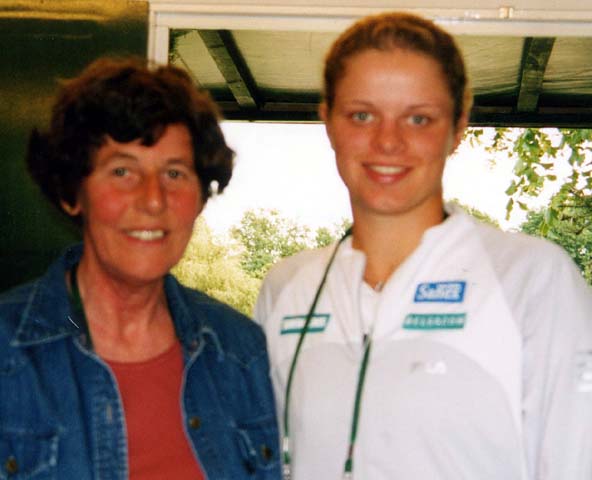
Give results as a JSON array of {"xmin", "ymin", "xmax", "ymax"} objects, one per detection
[
  {"xmin": 70, "ymin": 123, "xmax": 203, "ymax": 286},
  {"xmin": 321, "ymin": 48, "xmax": 467, "ymax": 221}
]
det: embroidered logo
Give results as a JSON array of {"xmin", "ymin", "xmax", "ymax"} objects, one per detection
[
  {"xmin": 410, "ymin": 360, "xmax": 447, "ymax": 375},
  {"xmin": 575, "ymin": 350, "xmax": 592, "ymax": 393},
  {"xmin": 414, "ymin": 281, "xmax": 466, "ymax": 303},
  {"xmin": 280, "ymin": 314, "xmax": 330, "ymax": 335},
  {"xmin": 403, "ymin": 313, "xmax": 466, "ymax": 330}
]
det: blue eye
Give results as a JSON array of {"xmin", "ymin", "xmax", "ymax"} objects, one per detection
[
  {"xmin": 167, "ymin": 169, "xmax": 182, "ymax": 179},
  {"xmin": 113, "ymin": 167, "xmax": 127, "ymax": 177},
  {"xmin": 409, "ymin": 115, "xmax": 429, "ymax": 126},
  {"xmin": 351, "ymin": 112, "xmax": 374, "ymax": 123}
]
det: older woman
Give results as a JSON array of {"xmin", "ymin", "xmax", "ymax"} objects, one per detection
[
  {"xmin": 256, "ymin": 12, "xmax": 592, "ymax": 480},
  {"xmin": 0, "ymin": 58, "xmax": 280, "ymax": 479}
]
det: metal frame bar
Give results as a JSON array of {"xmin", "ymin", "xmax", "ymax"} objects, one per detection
[
  {"xmin": 197, "ymin": 29, "xmax": 260, "ymax": 108},
  {"xmin": 516, "ymin": 37, "xmax": 555, "ymax": 112}
]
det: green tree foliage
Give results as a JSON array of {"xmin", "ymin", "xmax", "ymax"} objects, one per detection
[
  {"xmin": 231, "ymin": 208, "xmax": 349, "ymax": 279},
  {"xmin": 466, "ymin": 127, "xmax": 592, "ymax": 278},
  {"xmin": 465, "ymin": 127, "xmax": 592, "ymax": 283},
  {"xmin": 520, "ymin": 188, "xmax": 592, "ymax": 285},
  {"xmin": 231, "ymin": 209, "xmax": 310, "ymax": 279},
  {"xmin": 315, "ymin": 218, "xmax": 352, "ymax": 247},
  {"xmin": 172, "ymin": 217, "xmax": 260, "ymax": 316},
  {"xmin": 471, "ymin": 127, "xmax": 592, "ymax": 225},
  {"xmin": 314, "ymin": 226, "xmax": 336, "ymax": 248},
  {"xmin": 173, "ymin": 212, "xmax": 349, "ymax": 316}
]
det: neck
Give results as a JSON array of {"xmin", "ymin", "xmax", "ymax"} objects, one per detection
[
  {"xmin": 351, "ymin": 203, "xmax": 446, "ymax": 287},
  {"xmin": 74, "ymin": 256, "xmax": 175, "ymax": 362}
]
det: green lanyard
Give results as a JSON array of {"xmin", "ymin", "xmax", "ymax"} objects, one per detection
[
  {"xmin": 343, "ymin": 335, "xmax": 372, "ymax": 478},
  {"xmin": 68, "ymin": 263, "xmax": 94, "ymax": 349},
  {"xmin": 282, "ymin": 228, "xmax": 372, "ymax": 480}
]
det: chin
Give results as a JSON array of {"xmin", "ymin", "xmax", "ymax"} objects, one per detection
[
  {"xmin": 355, "ymin": 198, "xmax": 408, "ymax": 216},
  {"xmin": 115, "ymin": 261, "xmax": 175, "ymax": 284}
]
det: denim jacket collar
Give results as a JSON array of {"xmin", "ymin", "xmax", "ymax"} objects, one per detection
[
  {"xmin": 164, "ymin": 272, "xmax": 224, "ymax": 357},
  {"xmin": 12, "ymin": 244, "xmax": 222, "ymax": 357},
  {"xmin": 12, "ymin": 245, "xmax": 82, "ymax": 347}
]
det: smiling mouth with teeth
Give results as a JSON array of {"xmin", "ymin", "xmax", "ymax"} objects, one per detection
[
  {"xmin": 126, "ymin": 230, "xmax": 165, "ymax": 241},
  {"xmin": 368, "ymin": 165, "xmax": 406, "ymax": 175}
]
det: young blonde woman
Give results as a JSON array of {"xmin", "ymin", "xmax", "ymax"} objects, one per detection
[{"xmin": 256, "ymin": 12, "xmax": 592, "ymax": 480}]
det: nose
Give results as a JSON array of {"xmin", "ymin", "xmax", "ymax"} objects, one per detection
[
  {"xmin": 138, "ymin": 174, "xmax": 166, "ymax": 214},
  {"xmin": 373, "ymin": 118, "xmax": 405, "ymax": 154}
]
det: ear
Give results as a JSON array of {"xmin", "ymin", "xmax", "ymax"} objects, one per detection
[
  {"xmin": 452, "ymin": 110, "xmax": 469, "ymax": 151},
  {"xmin": 319, "ymin": 102, "xmax": 336, "ymax": 151},
  {"xmin": 60, "ymin": 199, "xmax": 82, "ymax": 217}
]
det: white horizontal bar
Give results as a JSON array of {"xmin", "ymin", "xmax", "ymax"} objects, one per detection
[{"xmin": 145, "ymin": 1, "xmax": 592, "ymax": 62}]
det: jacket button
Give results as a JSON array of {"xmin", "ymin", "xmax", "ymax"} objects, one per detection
[
  {"xmin": 188, "ymin": 416, "xmax": 201, "ymax": 429},
  {"xmin": 5, "ymin": 456, "xmax": 18, "ymax": 474},
  {"xmin": 261, "ymin": 445, "xmax": 274, "ymax": 461}
]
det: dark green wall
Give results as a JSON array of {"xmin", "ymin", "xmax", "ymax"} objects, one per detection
[{"xmin": 0, "ymin": 3, "xmax": 149, "ymax": 291}]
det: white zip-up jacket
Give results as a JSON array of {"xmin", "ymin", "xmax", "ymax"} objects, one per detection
[{"xmin": 255, "ymin": 208, "xmax": 592, "ymax": 480}]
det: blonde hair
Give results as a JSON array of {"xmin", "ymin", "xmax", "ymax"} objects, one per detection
[{"xmin": 323, "ymin": 12, "xmax": 472, "ymax": 125}]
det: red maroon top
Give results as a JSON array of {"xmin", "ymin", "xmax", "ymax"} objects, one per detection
[{"xmin": 107, "ymin": 342, "xmax": 205, "ymax": 480}]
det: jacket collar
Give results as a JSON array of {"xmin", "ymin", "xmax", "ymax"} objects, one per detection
[
  {"xmin": 12, "ymin": 244, "xmax": 218, "ymax": 356},
  {"xmin": 163, "ymin": 274, "xmax": 218, "ymax": 355},
  {"xmin": 12, "ymin": 244, "xmax": 84, "ymax": 347}
]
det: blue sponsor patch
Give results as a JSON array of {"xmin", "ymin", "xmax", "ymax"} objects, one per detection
[
  {"xmin": 414, "ymin": 281, "xmax": 466, "ymax": 303},
  {"xmin": 280, "ymin": 314, "xmax": 330, "ymax": 335}
]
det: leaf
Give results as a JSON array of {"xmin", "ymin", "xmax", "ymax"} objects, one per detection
[
  {"xmin": 505, "ymin": 198, "xmax": 514, "ymax": 220},
  {"xmin": 544, "ymin": 208, "xmax": 552, "ymax": 224},
  {"xmin": 540, "ymin": 223, "xmax": 549, "ymax": 236},
  {"xmin": 505, "ymin": 183, "xmax": 518, "ymax": 195},
  {"xmin": 519, "ymin": 187, "xmax": 592, "ymax": 285}
]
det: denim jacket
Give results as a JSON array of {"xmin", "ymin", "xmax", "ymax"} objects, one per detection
[{"xmin": 0, "ymin": 245, "xmax": 281, "ymax": 480}]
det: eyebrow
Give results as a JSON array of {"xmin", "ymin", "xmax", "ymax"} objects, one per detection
[
  {"xmin": 342, "ymin": 98, "xmax": 446, "ymax": 107},
  {"xmin": 341, "ymin": 100, "xmax": 374, "ymax": 107},
  {"xmin": 166, "ymin": 157, "xmax": 194, "ymax": 165},
  {"xmin": 99, "ymin": 151, "xmax": 138, "ymax": 164},
  {"xmin": 98, "ymin": 152, "xmax": 194, "ymax": 166},
  {"xmin": 340, "ymin": 100, "xmax": 450, "ymax": 113}
]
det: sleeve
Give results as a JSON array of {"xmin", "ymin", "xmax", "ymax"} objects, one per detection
[
  {"xmin": 254, "ymin": 248, "xmax": 318, "ymax": 329},
  {"xmin": 253, "ymin": 266, "xmax": 289, "ymax": 447},
  {"xmin": 254, "ymin": 275, "xmax": 274, "ymax": 330},
  {"xmin": 240, "ymin": 325, "xmax": 283, "ymax": 479},
  {"xmin": 521, "ymin": 247, "xmax": 592, "ymax": 479}
]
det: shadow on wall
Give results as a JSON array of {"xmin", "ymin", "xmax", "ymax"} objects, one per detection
[{"xmin": 0, "ymin": 1, "xmax": 149, "ymax": 291}]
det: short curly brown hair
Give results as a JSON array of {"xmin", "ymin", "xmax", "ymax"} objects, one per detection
[
  {"xmin": 324, "ymin": 12, "xmax": 472, "ymax": 126},
  {"xmin": 26, "ymin": 56, "xmax": 234, "ymax": 223}
]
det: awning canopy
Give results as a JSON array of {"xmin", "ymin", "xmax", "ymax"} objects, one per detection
[{"xmin": 149, "ymin": 0, "xmax": 592, "ymax": 127}]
